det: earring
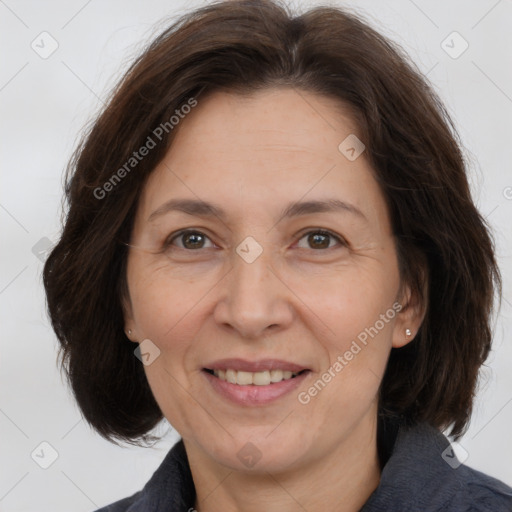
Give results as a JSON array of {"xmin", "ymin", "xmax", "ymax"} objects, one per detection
[
  {"xmin": 405, "ymin": 328, "xmax": 412, "ymax": 337},
  {"xmin": 127, "ymin": 329, "xmax": 132, "ymax": 336}
]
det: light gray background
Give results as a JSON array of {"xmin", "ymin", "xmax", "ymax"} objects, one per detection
[{"xmin": 1, "ymin": 0, "xmax": 511, "ymax": 510}]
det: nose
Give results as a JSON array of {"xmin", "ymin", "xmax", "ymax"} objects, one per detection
[{"xmin": 213, "ymin": 240, "xmax": 294, "ymax": 340}]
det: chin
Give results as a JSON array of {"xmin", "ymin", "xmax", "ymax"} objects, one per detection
[{"xmin": 196, "ymin": 429, "xmax": 312, "ymax": 474}]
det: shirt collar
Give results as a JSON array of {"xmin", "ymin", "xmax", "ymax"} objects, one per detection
[{"xmin": 134, "ymin": 421, "xmax": 463, "ymax": 511}]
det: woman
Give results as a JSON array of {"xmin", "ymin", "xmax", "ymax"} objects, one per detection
[{"xmin": 43, "ymin": 0, "xmax": 512, "ymax": 510}]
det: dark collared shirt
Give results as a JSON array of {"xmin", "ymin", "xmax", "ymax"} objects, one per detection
[{"xmin": 94, "ymin": 422, "xmax": 512, "ymax": 511}]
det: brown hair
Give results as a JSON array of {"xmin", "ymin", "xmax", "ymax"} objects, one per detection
[{"xmin": 43, "ymin": 0, "xmax": 502, "ymax": 445}]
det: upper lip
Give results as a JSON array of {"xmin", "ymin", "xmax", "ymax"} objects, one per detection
[{"xmin": 203, "ymin": 358, "xmax": 309, "ymax": 373}]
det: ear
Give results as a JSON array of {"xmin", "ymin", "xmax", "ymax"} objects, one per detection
[
  {"xmin": 391, "ymin": 278, "xmax": 427, "ymax": 349},
  {"xmin": 121, "ymin": 292, "xmax": 139, "ymax": 344}
]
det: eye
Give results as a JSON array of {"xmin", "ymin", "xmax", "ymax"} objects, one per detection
[
  {"xmin": 295, "ymin": 229, "xmax": 346, "ymax": 250},
  {"xmin": 163, "ymin": 228, "xmax": 346, "ymax": 252},
  {"xmin": 166, "ymin": 230, "xmax": 216, "ymax": 250}
]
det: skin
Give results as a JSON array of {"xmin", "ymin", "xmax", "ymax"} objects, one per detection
[{"xmin": 124, "ymin": 88, "xmax": 424, "ymax": 512}]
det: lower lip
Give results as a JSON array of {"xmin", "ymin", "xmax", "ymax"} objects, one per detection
[{"xmin": 203, "ymin": 370, "xmax": 310, "ymax": 406}]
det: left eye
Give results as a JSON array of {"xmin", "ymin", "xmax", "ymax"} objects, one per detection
[{"xmin": 296, "ymin": 230, "xmax": 345, "ymax": 250}]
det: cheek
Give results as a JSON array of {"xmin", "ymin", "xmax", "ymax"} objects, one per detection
[
  {"xmin": 288, "ymin": 260, "xmax": 398, "ymax": 343},
  {"xmin": 298, "ymin": 301, "xmax": 395, "ymax": 433},
  {"xmin": 128, "ymin": 259, "xmax": 210, "ymax": 341},
  {"xmin": 293, "ymin": 266, "xmax": 397, "ymax": 401}
]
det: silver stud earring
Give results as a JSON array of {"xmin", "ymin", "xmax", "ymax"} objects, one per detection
[
  {"xmin": 405, "ymin": 328, "xmax": 412, "ymax": 337},
  {"xmin": 128, "ymin": 329, "xmax": 132, "ymax": 336}
]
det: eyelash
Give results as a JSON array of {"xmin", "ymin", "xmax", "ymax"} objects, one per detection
[{"xmin": 163, "ymin": 228, "xmax": 347, "ymax": 253}]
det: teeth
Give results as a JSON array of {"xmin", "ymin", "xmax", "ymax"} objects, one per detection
[
  {"xmin": 253, "ymin": 370, "xmax": 271, "ymax": 385},
  {"xmin": 236, "ymin": 371, "xmax": 253, "ymax": 385},
  {"xmin": 212, "ymin": 368, "xmax": 299, "ymax": 385},
  {"xmin": 226, "ymin": 369, "xmax": 237, "ymax": 384}
]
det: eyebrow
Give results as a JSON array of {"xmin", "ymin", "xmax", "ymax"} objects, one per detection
[{"xmin": 147, "ymin": 198, "xmax": 367, "ymax": 223}]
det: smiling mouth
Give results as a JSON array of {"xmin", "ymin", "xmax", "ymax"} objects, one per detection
[{"xmin": 203, "ymin": 368, "xmax": 309, "ymax": 386}]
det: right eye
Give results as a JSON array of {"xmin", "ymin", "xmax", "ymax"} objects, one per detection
[{"xmin": 165, "ymin": 230, "xmax": 216, "ymax": 251}]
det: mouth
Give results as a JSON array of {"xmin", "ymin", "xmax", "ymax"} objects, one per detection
[
  {"xmin": 203, "ymin": 368, "xmax": 308, "ymax": 385},
  {"xmin": 202, "ymin": 359, "xmax": 311, "ymax": 405}
]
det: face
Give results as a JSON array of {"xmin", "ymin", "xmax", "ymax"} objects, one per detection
[{"xmin": 124, "ymin": 88, "xmax": 420, "ymax": 473}]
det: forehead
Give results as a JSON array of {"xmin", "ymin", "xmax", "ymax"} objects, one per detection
[
  {"xmin": 136, "ymin": 88, "xmax": 389, "ymax": 232},
  {"xmin": 167, "ymin": 87, "xmax": 361, "ymax": 165}
]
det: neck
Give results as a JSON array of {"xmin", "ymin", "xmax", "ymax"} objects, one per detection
[{"xmin": 185, "ymin": 411, "xmax": 381, "ymax": 512}]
